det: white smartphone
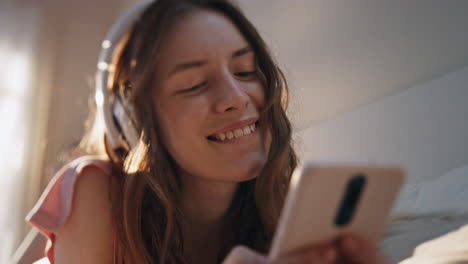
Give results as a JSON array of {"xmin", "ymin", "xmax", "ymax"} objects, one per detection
[{"xmin": 269, "ymin": 162, "xmax": 405, "ymax": 259}]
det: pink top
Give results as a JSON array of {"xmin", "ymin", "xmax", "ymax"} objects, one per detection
[{"xmin": 25, "ymin": 156, "xmax": 114, "ymax": 264}]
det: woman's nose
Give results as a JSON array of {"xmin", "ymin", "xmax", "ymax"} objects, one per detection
[{"xmin": 214, "ymin": 74, "xmax": 249, "ymax": 114}]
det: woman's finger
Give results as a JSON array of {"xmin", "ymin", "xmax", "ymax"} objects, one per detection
[
  {"xmin": 223, "ymin": 244, "xmax": 338, "ymax": 264},
  {"xmin": 223, "ymin": 245, "xmax": 267, "ymax": 264},
  {"xmin": 336, "ymin": 234, "xmax": 388, "ymax": 264},
  {"xmin": 273, "ymin": 243, "xmax": 338, "ymax": 264}
]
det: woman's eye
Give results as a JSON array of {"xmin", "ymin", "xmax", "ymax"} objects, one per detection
[
  {"xmin": 181, "ymin": 82, "xmax": 207, "ymax": 93},
  {"xmin": 235, "ymin": 71, "xmax": 257, "ymax": 78}
]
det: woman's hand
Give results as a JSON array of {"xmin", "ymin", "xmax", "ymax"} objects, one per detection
[{"xmin": 223, "ymin": 233, "xmax": 388, "ymax": 264}]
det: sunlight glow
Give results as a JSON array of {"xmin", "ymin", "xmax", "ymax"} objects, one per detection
[
  {"xmin": 0, "ymin": 97, "xmax": 27, "ymax": 171},
  {"xmin": 0, "ymin": 7, "xmax": 37, "ymax": 264},
  {"xmin": 1, "ymin": 50, "xmax": 30, "ymax": 97},
  {"xmin": 0, "ymin": 47, "xmax": 31, "ymax": 172}
]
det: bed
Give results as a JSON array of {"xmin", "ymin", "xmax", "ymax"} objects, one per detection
[{"xmin": 381, "ymin": 165, "xmax": 468, "ymax": 262}]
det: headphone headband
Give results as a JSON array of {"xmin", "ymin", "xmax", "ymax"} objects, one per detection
[{"xmin": 95, "ymin": 0, "xmax": 155, "ymax": 150}]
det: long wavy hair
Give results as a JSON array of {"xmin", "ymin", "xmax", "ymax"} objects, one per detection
[{"xmin": 80, "ymin": 0, "xmax": 297, "ymax": 263}]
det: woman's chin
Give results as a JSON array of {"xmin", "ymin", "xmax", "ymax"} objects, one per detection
[{"xmin": 225, "ymin": 162, "xmax": 263, "ymax": 183}]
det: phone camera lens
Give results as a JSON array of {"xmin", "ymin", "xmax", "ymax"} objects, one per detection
[{"xmin": 334, "ymin": 174, "xmax": 367, "ymax": 227}]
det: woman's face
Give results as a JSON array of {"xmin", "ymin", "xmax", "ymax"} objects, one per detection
[{"xmin": 153, "ymin": 9, "xmax": 268, "ymax": 183}]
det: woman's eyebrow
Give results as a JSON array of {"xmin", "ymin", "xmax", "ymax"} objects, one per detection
[
  {"xmin": 232, "ymin": 46, "xmax": 253, "ymax": 58},
  {"xmin": 167, "ymin": 46, "xmax": 253, "ymax": 78},
  {"xmin": 168, "ymin": 60, "xmax": 208, "ymax": 78}
]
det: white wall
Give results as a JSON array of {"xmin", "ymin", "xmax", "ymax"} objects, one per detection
[
  {"xmin": 238, "ymin": 0, "xmax": 468, "ymax": 130},
  {"xmin": 296, "ymin": 65, "xmax": 468, "ymax": 184}
]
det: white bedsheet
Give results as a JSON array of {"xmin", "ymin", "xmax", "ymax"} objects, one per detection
[
  {"xmin": 382, "ymin": 213, "xmax": 468, "ymax": 262},
  {"xmin": 381, "ymin": 165, "xmax": 468, "ymax": 262}
]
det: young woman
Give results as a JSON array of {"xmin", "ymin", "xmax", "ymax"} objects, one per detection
[{"xmin": 24, "ymin": 0, "xmax": 387, "ymax": 263}]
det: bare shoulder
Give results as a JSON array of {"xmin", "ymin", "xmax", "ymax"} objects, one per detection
[{"xmin": 54, "ymin": 165, "xmax": 117, "ymax": 264}]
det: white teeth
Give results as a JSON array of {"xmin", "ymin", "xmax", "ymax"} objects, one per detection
[
  {"xmin": 226, "ymin": 131, "xmax": 234, "ymax": 140},
  {"xmin": 219, "ymin": 133, "xmax": 226, "ymax": 141},
  {"xmin": 234, "ymin": 128, "xmax": 243, "ymax": 138},
  {"xmin": 214, "ymin": 123, "xmax": 257, "ymax": 141}
]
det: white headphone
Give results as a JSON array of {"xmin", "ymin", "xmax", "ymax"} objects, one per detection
[{"xmin": 94, "ymin": 0, "xmax": 155, "ymax": 150}]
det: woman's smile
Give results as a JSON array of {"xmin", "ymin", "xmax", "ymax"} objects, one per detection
[
  {"xmin": 207, "ymin": 118, "xmax": 258, "ymax": 142},
  {"xmin": 209, "ymin": 123, "xmax": 259, "ymax": 145},
  {"xmin": 210, "ymin": 124, "xmax": 257, "ymax": 142}
]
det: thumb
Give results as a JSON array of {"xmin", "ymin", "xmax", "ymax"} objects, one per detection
[{"xmin": 223, "ymin": 245, "xmax": 268, "ymax": 264}]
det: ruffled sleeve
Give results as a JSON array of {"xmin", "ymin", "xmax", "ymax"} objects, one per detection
[{"xmin": 25, "ymin": 156, "xmax": 113, "ymax": 264}]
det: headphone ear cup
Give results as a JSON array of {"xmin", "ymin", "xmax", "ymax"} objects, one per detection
[
  {"xmin": 113, "ymin": 96, "xmax": 140, "ymax": 148},
  {"xmin": 95, "ymin": 1, "xmax": 155, "ymax": 150}
]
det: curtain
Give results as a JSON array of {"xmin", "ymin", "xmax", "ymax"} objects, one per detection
[{"xmin": 0, "ymin": 2, "xmax": 44, "ymax": 262}]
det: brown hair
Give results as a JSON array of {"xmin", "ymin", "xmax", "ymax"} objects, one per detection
[{"xmin": 80, "ymin": 0, "xmax": 297, "ymax": 263}]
